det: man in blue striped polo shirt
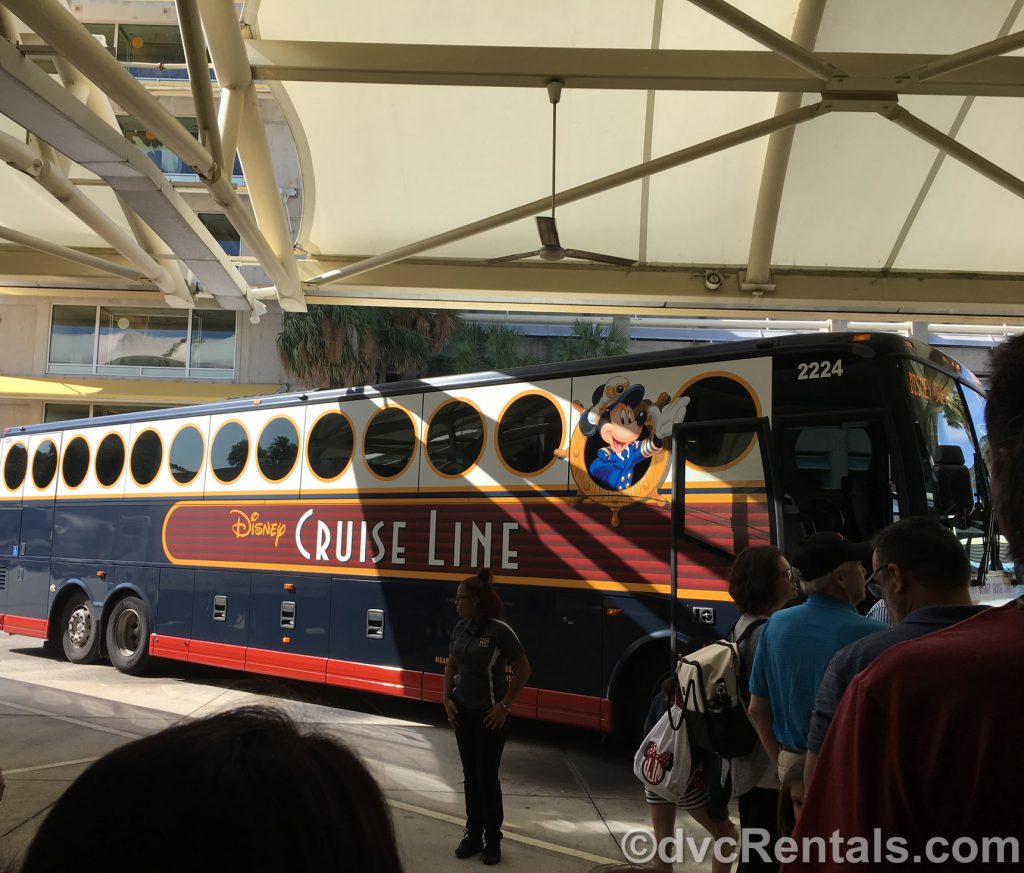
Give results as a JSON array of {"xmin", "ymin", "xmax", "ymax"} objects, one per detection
[{"xmin": 747, "ymin": 532, "xmax": 888, "ymax": 832}]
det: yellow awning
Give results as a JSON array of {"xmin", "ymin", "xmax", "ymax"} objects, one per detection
[{"xmin": 0, "ymin": 375, "xmax": 280, "ymax": 405}]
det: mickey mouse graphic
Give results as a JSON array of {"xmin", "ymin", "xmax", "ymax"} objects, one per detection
[{"xmin": 579, "ymin": 376, "xmax": 690, "ymax": 491}]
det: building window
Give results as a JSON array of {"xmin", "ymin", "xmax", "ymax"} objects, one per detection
[
  {"xmin": 118, "ymin": 115, "xmax": 242, "ymax": 180},
  {"xmin": 47, "ymin": 305, "xmax": 236, "ymax": 379},
  {"xmin": 85, "ymin": 22, "xmax": 189, "ymax": 81},
  {"xmin": 198, "ymin": 213, "xmax": 241, "ymax": 256},
  {"xmin": 43, "ymin": 403, "xmax": 170, "ymax": 424}
]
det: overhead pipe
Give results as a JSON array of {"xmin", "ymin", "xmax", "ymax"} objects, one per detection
[
  {"xmin": 309, "ymin": 101, "xmax": 828, "ymax": 285},
  {"xmin": 0, "ymin": 7, "xmax": 19, "ymax": 44},
  {"xmin": 52, "ymin": 55, "xmax": 194, "ymax": 308},
  {"xmin": 907, "ymin": 28, "xmax": 1024, "ymax": 82},
  {"xmin": 0, "ymin": 224, "xmax": 145, "ymax": 280},
  {"xmin": 881, "ymin": 104, "xmax": 1024, "ymax": 200},
  {"xmin": 196, "ymin": 0, "xmax": 304, "ymax": 310},
  {"xmin": 0, "ymin": 128, "xmax": 189, "ymax": 296},
  {"xmin": 744, "ymin": 0, "xmax": 827, "ymax": 286},
  {"xmin": 174, "ymin": 0, "xmax": 224, "ymax": 168},
  {"xmin": 686, "ymin": 0, "xmax": 843, "ymax": 80},
  {"xmin": 4, "ymin": 0, "xmax": 302, "ymax": 309}
]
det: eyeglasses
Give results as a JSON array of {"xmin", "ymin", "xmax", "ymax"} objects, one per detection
[
  {"xmin": 865, "ymin": 565, "xmax": 886, "ymax": 599},
  {"xmin": 778, "ymin": 568, "xmax": 795, "ymax": 579}
]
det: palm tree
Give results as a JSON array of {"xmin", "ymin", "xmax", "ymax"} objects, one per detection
[
  {"xmin": 277, "ymin": 305, "xmax": 459, "ymax": 388},
  {"xmin": 553, "ymin": 318, "xmax": 630, "ymax": 362},
  {"xmin": 435, "ymin": 322, "xmax": 535, "ymax": 374}
]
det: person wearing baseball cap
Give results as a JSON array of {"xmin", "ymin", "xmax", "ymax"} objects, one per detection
[{"xmin": 745, "ymin": 531, "xmax": 888, "ymax": 833}]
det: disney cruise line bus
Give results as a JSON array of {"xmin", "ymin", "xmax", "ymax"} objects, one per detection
[{"xmin": 0, "ymin": 332, "xmax": 994, "ymax": 731}]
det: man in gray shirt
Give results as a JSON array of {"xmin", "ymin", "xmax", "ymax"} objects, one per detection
[{"xmin": 803, "ymin": 516, "xmax": 986, "ymax": 788}]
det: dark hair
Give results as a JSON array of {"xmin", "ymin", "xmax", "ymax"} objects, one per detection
[
  {"xmin": 460, "ymin": 568, "xmax": 503, "ymax": 619},
  {"xmin": 986, "ymin": 334, "xmax": 1024, "ymax": 560},
  {"xmin": 19, "ymin": 706, "xmax": 403, "ymax": 873},
  {"xmin": 872, "ymin": 517, "xmax": 970, "ymax": 592},
  {"xmin": 729, "ymin": 545, "xmax": 785, "ymax": 615}
]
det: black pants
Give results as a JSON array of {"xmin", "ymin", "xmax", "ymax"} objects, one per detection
[
  {"xmin": 737, "ymin": 786, "xmax": 780, "ymax": 873},
  {"xmin": 454, "ymin": 707, "xmax": 507, "ymax": 844}
]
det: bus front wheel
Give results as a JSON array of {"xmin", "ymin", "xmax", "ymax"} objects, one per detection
[
  {"xmin": 61, "ymin": 593, "xmax": 101, "ymax": 664},
  {"xmin": 105, "ymin": 597, "xmax": 152, "ymax": 675}
]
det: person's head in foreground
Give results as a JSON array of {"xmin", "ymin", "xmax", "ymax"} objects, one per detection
[{"xmin": 19, "ymin": 705, "xmax": 403, "ymax": 873}]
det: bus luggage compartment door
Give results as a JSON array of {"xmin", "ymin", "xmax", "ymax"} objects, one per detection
[
  {"xmin": 189, "ymin": 570, "xmax": 250, "ymax": 670},
  {"xmin": 245, "ymin": 574, "xmax": 329, "ymax": 683}
]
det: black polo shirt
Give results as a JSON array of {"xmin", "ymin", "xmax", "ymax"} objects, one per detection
[{"xmin": 450, "ymin": 617, "xmax": 524, "ymax": 710}]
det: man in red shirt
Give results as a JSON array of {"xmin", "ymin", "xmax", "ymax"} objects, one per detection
[{"xmin": 784, "ymin": 335, "xmax": 1024, "ymax": 872}]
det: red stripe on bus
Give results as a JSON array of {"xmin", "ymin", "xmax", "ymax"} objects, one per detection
[
  {"xmin": 326, "ymin": 660, "xmax": 422, "ymax": 698},
  {"xmin": 600, "ymin": 697, "xmax": 614, "ymax": 733},
  {"xmin": 187, "ymin": 639, "xmax": 246, "ymax": 670},
  {"xmin": 2, "ymin": 615, "xmax": 48, "ymax": 638},
  {"xmin": 149, "ymin": 634, "xmax": 189, "ymax": 661},
  {"xmin": 247, "ymin": 649, "xmax": 327, "ymax": 684},
  {"xmin": 537, "ymin": 690, "xmax": 603, "ymax": 729}
]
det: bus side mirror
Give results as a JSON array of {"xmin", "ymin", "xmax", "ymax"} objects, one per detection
[{"xmin": 933, "ymin": 444, "xmax": 973, "ymax": 526}]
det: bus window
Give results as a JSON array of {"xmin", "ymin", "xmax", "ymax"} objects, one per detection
[{"xmin": 779, "ymin": 420, "xmax": 894, "ymax": 544}]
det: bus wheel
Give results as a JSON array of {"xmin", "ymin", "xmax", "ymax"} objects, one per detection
[
  {"xmin": 61, "ymin": 593, "xmax": 101, "ymax": 664},
  {"xmin": 105, "ymin": 597, "xmax": 151, "ymax": 676}
]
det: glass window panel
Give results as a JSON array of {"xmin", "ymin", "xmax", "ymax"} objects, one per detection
[
  {"xmin": 4, "ymin": 444, "xmax": 27, "ymax": 491},
  {"xmin": 98, "ymin": 307, "xmax": 188, "ymax": 370},
  {"xmin": 118, "ymin": 115, "xmax": 198, "ymax": 175},
  {"xmin": 677, "ymin": 376, "xmax": 758, "ymax": 468},
  {"xmin": 212, "ymin": 422, "xmax": 248, "ymax": 482},
  {"xmin": 307, "ymin": 412, "xmax": 354, "ymax": 480},
  {"xmin": 49, "ymin": 306, "xmax": 96, "ymax": 367},
  {"xmin": 83, "ymin": 23, "xmax": 116, "ymax": 56},
  {"xmin": 62, "ymin": 436, "xmax": 90, "ymax": 489},
  {"xmin": 96, "ymin": 434, "xmax": 125, "ymax": 487},
  {"xmin": 130, "ymin": 430, "xmax": 162, "ymax": 486},
  {"xmin": 93, "ymin": 404, "xmax": 169, "ymax": 418},
  {"xmin": 189, "ymin": 310, "xmax": 235, "ymax": 370},
  {"xmin": 497, "ymin": 394, "xmax": 562, "ymax": 475},
  {"xmin": 169, "ymin": 426, "xmax": 204, "ymax": 485},
  {"xmin": 257, "ymin": 418, "xmax": 299, "ymax": 482},
  {"xmin": 44, "ymin": 403, "xmax": 91, "ymax": 424},
  {"xmin": 427, "ymin": 401, "xmax": 484, "ymax": 475},
  {"xmin": 116, "ymin": 23, "xmax": 186, "ymax": 65},
  {"xmin": 32, "ymin": 440, "xmax": 57, "ymax": 489},
  {"xmin": 364, "ymin": 408, "xmax": 415, "ymax": 479},
  {"xmin": 198, "ymin": 213, "xmax": 241, "ymax": 257}
]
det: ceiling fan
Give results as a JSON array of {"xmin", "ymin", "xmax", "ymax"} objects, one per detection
[{"xmin": 487, "ymin": 80, "xmax": 637, "ymax": 267}]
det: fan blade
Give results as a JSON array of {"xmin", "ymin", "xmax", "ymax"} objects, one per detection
[
  {"xmin": 536, "ymin": 216, "xmax": 561, "ymax": 248},
  {"xmin": 564, "ymin": 248, "xmax": 637, "ymax": 267},
  {"xmin": 485, "ymin": 249, "xmax": 543, "ymax": 264}
]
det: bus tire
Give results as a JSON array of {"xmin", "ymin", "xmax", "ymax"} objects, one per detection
[
  {"xmin": 615, "ymin": 649, "xmax": 674, "ymax": 746},
  {"xmin": 61, "ymin": 592, "xmax": 101, "ymax": 665},
  {"xmin": 105, "ymin": 596, "xmax": 152, "ymax": 676}
]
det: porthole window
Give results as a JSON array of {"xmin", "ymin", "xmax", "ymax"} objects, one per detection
[
  {"xmin": 307, "ymin": 412, "xmax": 354, "ymax": 480},
  {"xmin": 257, "ymin": 417, "xmax": 298, "ymax": 482},
  {"xmin": 364, "ymin": 407, "xmax": 415, "ymax": 479},
  {"xmin": 497, "ymin": 394, "xmax": 563, "ymax": 475},
  {"xmin": 62, "ymin": 436, "xmax": 90, "ymax": 489},
  {"xmin": 427, "ymin": 400, "xmax": 485, "ymax": 476},
  {"xmin": 170, "ymin": 425, "xmax": 204, "ymax": 485},
  {"xmin": 32, "ymin": 440, "xmax": 58, "ymax": 489},
  {"xmin": 211, "ymin": 421, "xmax": 248, "ymax": 483},
  {"xmin": 3, "ymin": 444, "xmax": 27, "ymax": 491},
  {"xmin": 96, "ymin": 433, "xmax": 125, "ymax": 487},
  {"xmin": 679, "ymin": 377, "xmax": 758, "ymax": 468},
  {"xmin": 131, "ymin": 430, "xmax": 162, "ymax": 486}
]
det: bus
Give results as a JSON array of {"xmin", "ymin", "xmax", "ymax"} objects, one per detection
[{"xmin": 0, "ymin": 332, "xmax": 997, "ymax": 732}]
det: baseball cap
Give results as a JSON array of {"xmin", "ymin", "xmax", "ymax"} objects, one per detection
[{"xmin": 791, "ymin": 531, "xmax": 872, "ymax": 582}]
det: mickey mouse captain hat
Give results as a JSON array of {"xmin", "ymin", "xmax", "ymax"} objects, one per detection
[{"xmin": 579, "ymin": 377, "xmax": 646, "ymax": 437}]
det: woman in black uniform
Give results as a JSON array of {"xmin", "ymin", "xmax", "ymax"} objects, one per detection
[{"xmin": 443, "ymin": 569, "xmax": 531, "ymax": 866}]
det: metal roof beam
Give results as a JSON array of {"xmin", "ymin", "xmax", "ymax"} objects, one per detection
[
  {"xmin": 244, "ymin": 42, "xmax": 1024, "ymax": 97},
  {"xmin": 0, "ymin": 30, "xmax": 258, "ymax": 311}
]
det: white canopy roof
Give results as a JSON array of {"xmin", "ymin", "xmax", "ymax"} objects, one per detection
[{"xmin": 1, "ymin": 0, "xmax": 1023, "ymax": 322}]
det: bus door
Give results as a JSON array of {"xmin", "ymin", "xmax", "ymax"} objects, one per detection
[
  {"xmin": 671, "ymin": 416, "xmax": 781, "ymax": 639},
  {"xmin": 772, "ymin": 410, "xmax": 897, "ymax": 551}
]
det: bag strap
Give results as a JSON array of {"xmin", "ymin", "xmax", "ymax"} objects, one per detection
[{"xmin": 731, "ymin": 616, "xmax": 767, "ymax": 646}]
